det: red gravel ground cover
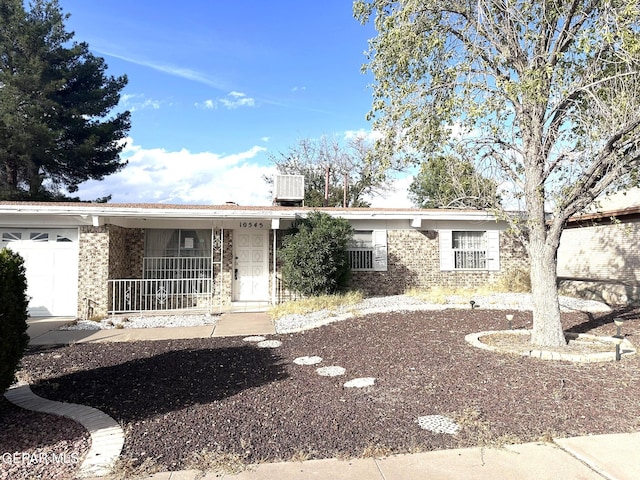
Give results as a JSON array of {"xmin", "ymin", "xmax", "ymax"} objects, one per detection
[{"xmin": 4, "ymin": 307, "xmax": 640, "ymax": 477}]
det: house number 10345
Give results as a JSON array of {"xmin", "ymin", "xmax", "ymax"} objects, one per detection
[{"xmin": 239, "ymin": 222, "xmax": 264, "ymax": 228}]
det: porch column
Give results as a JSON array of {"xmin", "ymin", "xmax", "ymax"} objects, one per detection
[{"xmin": 271, "ymin": 218, "xmax": 280, "ymax": 304}]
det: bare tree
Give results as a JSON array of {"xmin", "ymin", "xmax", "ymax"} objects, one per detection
[
  {"xmin": 355, "ymin": 0, "xmax": 640, "ymax": 346},
  {"xmin": 265, "ymin": 135, "xmax": 395, "ymax": 207}
]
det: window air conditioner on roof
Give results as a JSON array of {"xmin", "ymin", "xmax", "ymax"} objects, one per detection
[{"xmin": 273, "ymin": 175, "xmax": 305, "ymax": 205}]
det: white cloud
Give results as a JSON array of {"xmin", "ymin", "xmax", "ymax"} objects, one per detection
[
  {"xmin": 120, "ymin": 94, "xmax": 161, "ymax": 112},
  {"xmin": 220, "ymin": 91, "xmax": 255, "ymax": 109},
  {"xmin": 99, "ymin": 50, "xmax": 229, "ymax": 90},
  {"xmin": 75, "ymin": 138, "xmax": 276, "ymax": 205},
  {"xmin": 196, "ymin": 92, "xmax": 256, "ymax": 110},
  {"xmin": 367, "ymin": 175, "xmax": 414, "ymax": 208},
  {"xmin": 195, "ymin": 99, "xmax": 217, "ymax": 109},
  {"xmin": 344, "ymin": 128, "xmax": 383, "ymax": 142}
]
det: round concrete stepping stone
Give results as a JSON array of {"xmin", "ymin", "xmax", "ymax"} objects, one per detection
[
  {"xmin": 316, "ymin": 366, "xmax": 346, "ymax": 377},
  {"xmin": 243, "ymin": 335, "xmax": 267, "ymax": 342},
  {"xmin": 344, "ymin": 377, "xmax": 375, "ymax": 388},
  {"xmin": 293, "ymin": 356, "xmax": 323, "ymax": 365},
  {"xmin": 256, "ymin": 340, "xmax": 282, "ymax": 348},
  {"xmin": 416, "ymin": 415, "xmax": 460, "ymax": 435}
]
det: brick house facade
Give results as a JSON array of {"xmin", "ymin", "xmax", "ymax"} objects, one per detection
[{"xmin": 0, "ymin": 202, "xmax": 527, "ymax": 318}]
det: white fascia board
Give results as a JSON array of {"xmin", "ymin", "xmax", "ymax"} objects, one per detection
[{"xmin": 0, "ymin": 204, "xmax": 501, "ymax": 224}]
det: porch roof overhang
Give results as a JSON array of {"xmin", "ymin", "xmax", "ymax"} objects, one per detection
[{"xmin": 0, "ymin": 202, "xmax": 501, "ymax": 229}]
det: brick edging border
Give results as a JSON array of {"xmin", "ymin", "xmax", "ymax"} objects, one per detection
[{"xmin": 4, "ymin": 383, "xmax": 123, "ymax": 478}]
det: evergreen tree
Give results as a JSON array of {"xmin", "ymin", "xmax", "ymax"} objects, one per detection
[{"xmin": 0, "ymin": 0, "xmax": 130, "ymax": 200}]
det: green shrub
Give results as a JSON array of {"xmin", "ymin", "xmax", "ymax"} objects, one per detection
[
  {"xmin": 0, "ymin": 248, "xmax": 30, "ymax": 393},
  {"xmin": 280, "ymin": 211, "xmax": 353, "ymax": 296}
]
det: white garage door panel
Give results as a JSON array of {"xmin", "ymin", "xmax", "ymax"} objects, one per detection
[{"xmin": 0, "ymin": 229, "xmax": 79, "ymax": 317}]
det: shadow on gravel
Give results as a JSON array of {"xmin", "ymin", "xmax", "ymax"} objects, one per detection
[
  {"xmin": 565, "ymin": 306, "xmax": 640, "ymax": 336},
  {"xmin": 30, "ymin": 345, "xmax": 289, "ymax": 423}
]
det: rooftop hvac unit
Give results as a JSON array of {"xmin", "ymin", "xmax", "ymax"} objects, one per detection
[{"xmin": 273, "ymin": 175, "xmax": 305, "ymax": 205}]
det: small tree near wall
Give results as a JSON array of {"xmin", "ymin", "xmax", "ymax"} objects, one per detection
[
  {"xmin": 0, "ymin": 248, "xmax": 30, "ymax": 393},
  {"xmin": 281, "ymin": 211, "xmax": 353, "ymax": 296}
]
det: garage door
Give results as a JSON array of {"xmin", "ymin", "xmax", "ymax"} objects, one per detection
[{"xmin": 0, "ymin": 228, "xmax": 79, "ymax": 317}]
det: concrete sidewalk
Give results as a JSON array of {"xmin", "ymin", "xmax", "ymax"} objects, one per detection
[
  {"xmin": 25, "ymin": 316, "xmax": 640, "ymax": 480},
  {"xmin": 26, "ymin": 312, "xmax": 275, "ymax": 346},
  {"xmin": 86, "ymin": 432, "xmax": 640, "ymax": 480}
]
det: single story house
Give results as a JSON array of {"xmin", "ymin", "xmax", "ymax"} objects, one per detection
[
  {"xmin": 0, "ymin": 201, "xmax": 527, "ymax": 318},
  {"xmin": 558, "ymin": 200, "xmax": 640, "ymax": 305}
]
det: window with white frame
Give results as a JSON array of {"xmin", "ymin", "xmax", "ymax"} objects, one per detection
[
  {"xmin": 439, "ymin": 229, "xmax": 500, "ymax": 271},
  {"xmin": 452, "ymin": 231, "xmax": 487, "ymax": 269},
  {"xmin": 144, "ymin": 229, "xmax": 212, "ymax": 280},
  {"xmin": 347, "ymin": 230, "xmax": 387, "ymax": 271}
]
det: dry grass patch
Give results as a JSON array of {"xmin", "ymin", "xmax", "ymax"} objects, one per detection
[
  {"xmin": 269, "ymin": 291, "xmax": 364, "ymax": 319},
  {"xmin": 183, "ymin": 447, "xmax": 249, "ymax": 475},
  {"xmin": 360, "ymin": 443, "xmax": 393, "ymax": 459},
  {"xmin": 406, "ymin": 286, "xmax": 499, "ymax": 304},
  {"xmin": 452, "ymin": 407, "xmax": 522, "ymax": 449},
  {"xmin": 110, "ymin": 457, "xmax": 163, "ymax": 480}
]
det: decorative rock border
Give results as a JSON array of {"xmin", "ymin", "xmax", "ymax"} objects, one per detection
[
  {"xmin": 4, "ymin": 384, "xmax": 124, "ymax": 478},
  {"xmin": 465, "ymin": 329, "xmax": 636, "ymax": 363}
]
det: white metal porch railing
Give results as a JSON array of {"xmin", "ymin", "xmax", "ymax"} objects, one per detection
[{"xmin": 109, "ymin": 278, "xmax": 213, "ymax": 314}]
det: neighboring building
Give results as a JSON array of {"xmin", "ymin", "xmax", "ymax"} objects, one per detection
[
  {"xmin": 558, "ymin": 203, "xmax": 640, "ymax": 305},
  {"xmin": 0, "ymin": 202, "xmax": 526, "ymax": 318}
]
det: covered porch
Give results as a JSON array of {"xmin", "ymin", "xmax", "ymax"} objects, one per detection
[{"xmin": 80, "ymin": 209, "xmax": 301, "ymax": 317}]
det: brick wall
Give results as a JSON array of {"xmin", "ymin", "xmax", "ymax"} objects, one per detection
[
  {"xmin": 350, "ymin": 229, "xmax": 527, "ymax": 296},
  {"xmin": 77, "ymin": 225, "xmax": 144, "ymax": 318},
  {"xmin": 77, "ymin": 226, "xmax": 109, "ymax": 318}
]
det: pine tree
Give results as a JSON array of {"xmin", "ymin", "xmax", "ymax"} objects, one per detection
[{"xmin": 0, "ymin": 0, "xmax": 130, "ymax": 200}]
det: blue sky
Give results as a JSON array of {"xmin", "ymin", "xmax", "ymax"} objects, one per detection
[{"xmin": 56, "ymin": 0, "xmax": 413, "ymax": 207}]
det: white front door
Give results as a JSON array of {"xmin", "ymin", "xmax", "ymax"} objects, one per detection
[{"xmin": 233, "ymin": 230, "xmax": 268, "ymax": 301}]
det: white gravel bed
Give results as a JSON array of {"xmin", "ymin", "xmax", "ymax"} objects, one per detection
[
  {"xmin": 274, "ymin": 293, "xmax": 611, "ymax": 334},
  {"xmin": 59, "ymin": 313, "xmax": 219, "ymax": 330},
  {"xmin": 57, "ymin": 293, "xmax": 610, "ymax": 333}
]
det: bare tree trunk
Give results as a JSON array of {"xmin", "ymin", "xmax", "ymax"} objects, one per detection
[
  {"xmin": 529, "ymin": 231, "xmax": 566, "ymax": 347},
  {"xmin": 524, "ymin": 132, "xmax": 567, "ymax": 347}
]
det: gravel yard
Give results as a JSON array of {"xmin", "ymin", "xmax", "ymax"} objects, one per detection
[{"xmin": 5, "ymin": 299, "xmax": 640, "ymax": 478}]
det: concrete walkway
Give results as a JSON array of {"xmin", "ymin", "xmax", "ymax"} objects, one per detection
[
  {"xmin": 26, "ymin": 313, "xmax": 275, "ymax": 346},
  {"xmin": 20, "ymin": 316, "xmax": 640, "ymax": 480}
]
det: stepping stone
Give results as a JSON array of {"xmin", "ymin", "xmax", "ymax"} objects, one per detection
[
  {"xmin": 344, "ymin": 377, "xmax": 375, "ymax": 388},
  {"xmin": 416, "ymin": 415, "xmax": 460, "ymax": 435},
  {"xmin": 256, "ymin": 340, "xmax": 282, "ymax": 348},
  {"xmin": 316, "ymin": 366, "xmax": 346, "ymax": 377},
  {"xmin": 243, "ymin": 335, "xmax": 266, "ymax": 342},
  {"xmin": 293, "ymin": 356, "xmax": 323, "ymax": 365}
]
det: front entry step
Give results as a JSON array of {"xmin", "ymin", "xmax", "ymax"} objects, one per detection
[
  {"xmin": 212, "ymin": 312, "xmax": 275, "ymax": 337},
  {"xmin": 227, "ymin": 301, "xmax": 270, "ymax": 313}
]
